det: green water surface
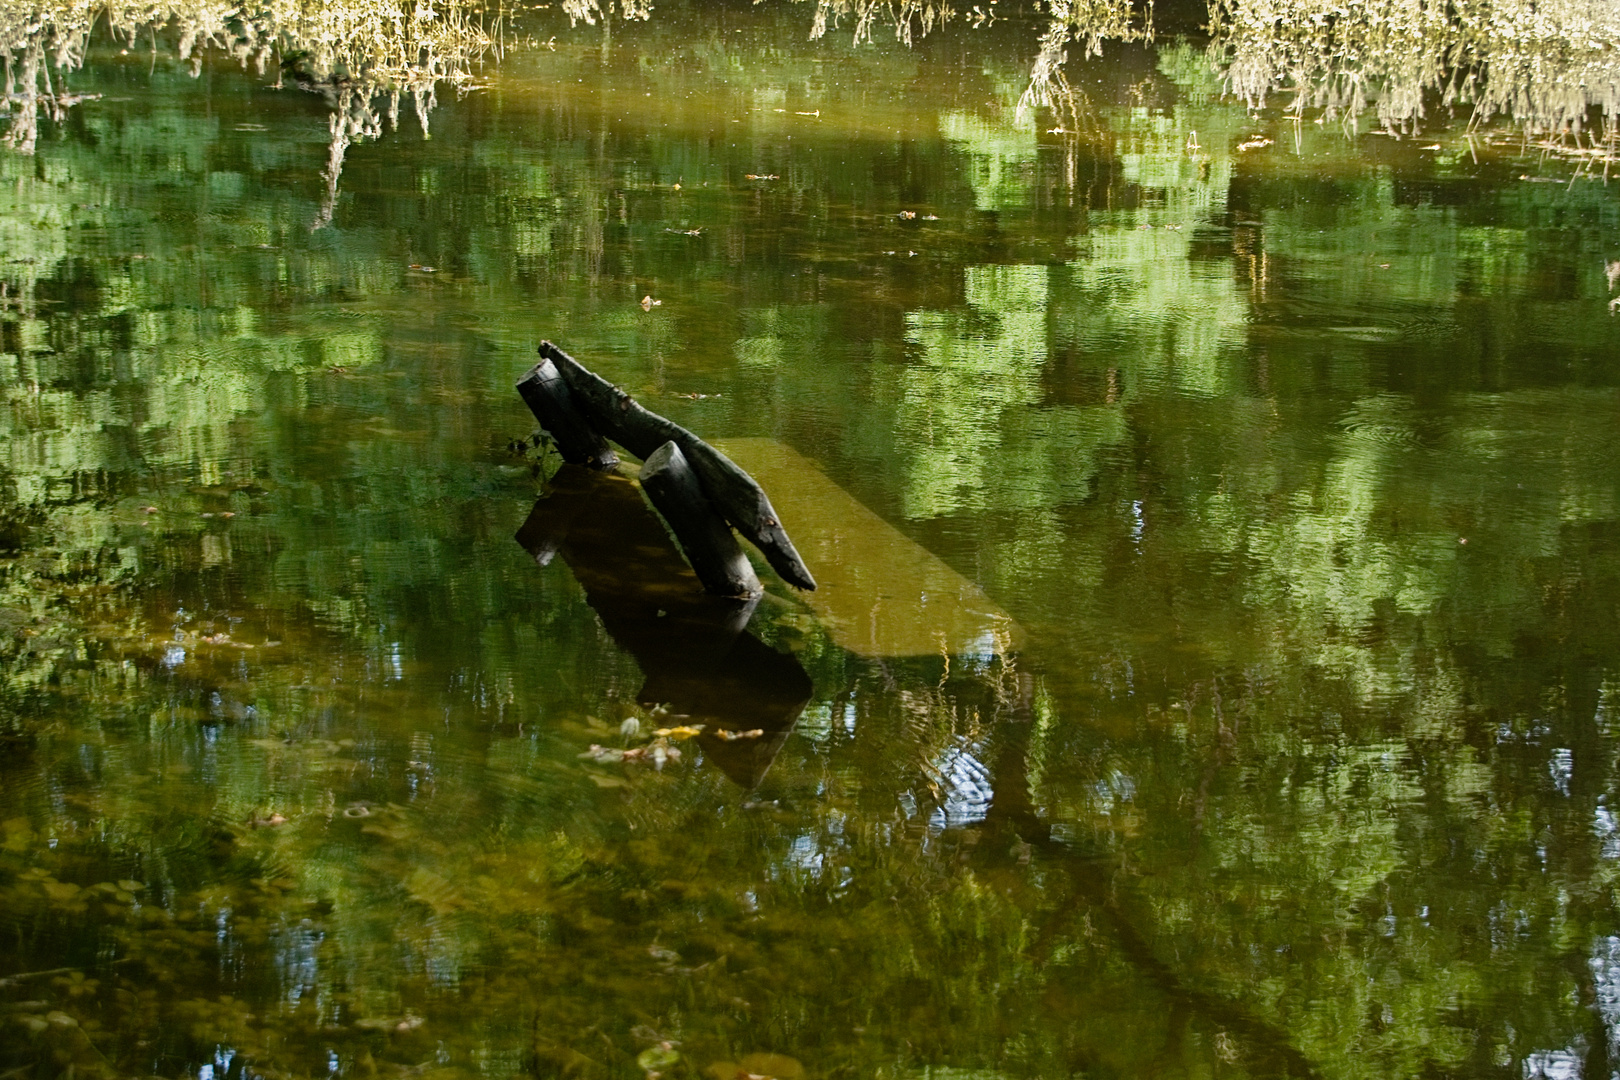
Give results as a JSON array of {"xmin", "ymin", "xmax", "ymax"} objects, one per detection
[{"xmin": 4, "ymin": 6, "xmax": 1620, "ymax": 1079}]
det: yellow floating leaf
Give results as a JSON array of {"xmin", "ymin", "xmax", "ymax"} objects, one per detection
[
  {"xmin": 653, "ymin": 725, "xmax": 705, "ymax": 740},
  {"xmin": 713, "ymin": 729, "xmax": 765, "ymax": 741}
]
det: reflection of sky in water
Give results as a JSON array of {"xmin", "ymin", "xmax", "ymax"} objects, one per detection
[
  {"xmin": 961, "ymin": 629, "xmax": 1005, "ymax": 668},
  {"xmin": 784, "ymin": 811, "xmax": 850, "ymax": 878},
  {"xmin": 275, "ymin": 918, "xmax": 324, "ymax": 1005},
  {"xmin": 1093, "ymin": 770, "xmax": 1136, "ymax": 812},
  {"xmin": 1549, "ymin": 748, "xmax": 1574, "ymax": 796},
  {"xmin": 426, "ymin": 928, "xmax": 462, "ymax": 988},
  {"xmin": 216, "ymin": 909, "xmax": 237, "ymax": 977},
  {"xmin": 789, "ymin": 834, "xmax": 824, "ymax": 874},
  {"xmin": 1592, "ymin": 936, "xmax": 1620, "ymax": 1062},
  {"xmin": 197, "ymin": 1047, "xmax": 236, "ymax": 1080},
  {"xmin": 1596, "ymin": 803, "xmax": 1620, "ymax": 859},
  {"xmin": 1523, "ymin": 1049, "xmax": 1582, "ymax": 1080},
  {"xmin": 928, "ymin": 740, "xmax": 993, "ymax": 830}
]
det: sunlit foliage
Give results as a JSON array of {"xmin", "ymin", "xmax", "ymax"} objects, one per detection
[{"xmin": 1210, "ymin": 0, "xmax": 1620, "ymax": 138}]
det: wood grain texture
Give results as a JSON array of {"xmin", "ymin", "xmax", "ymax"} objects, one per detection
[
  {"xmin": 538, "ymin": 340, "xmax": 816, "ymax": 590},
  {"xmin": 516, "ymin": 358, "xmax": 620, "ymax": 469},
  {"xmin": 640, "ymin": 441, "xmax": 762, "ymax": 598}
]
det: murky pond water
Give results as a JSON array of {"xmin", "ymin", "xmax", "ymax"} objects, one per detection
[{"xmin": 5, "ymin": 2, "xmax": 1620, "ymax": 1078}]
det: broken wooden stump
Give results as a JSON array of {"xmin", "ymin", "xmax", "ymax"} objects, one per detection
[
  {"xmin": 516, "ymin": 358, "xmax": 620, "ymax": 468},
  {"xmin": 641, "ymin": 441, "xmax": 762, "ymax": 598},
  {"xmin": 537, "ymin": 340, "xmax": 817, "ymax": 591}
]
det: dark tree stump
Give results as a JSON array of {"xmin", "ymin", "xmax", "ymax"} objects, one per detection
[
  {"xmin": 640, "ymin": 441, "xmax": 762, "ymax": 598},
  {"xmin": 516, "ymin": 358, "xmax": 620, "ymax": 468},
  {"xmin": 538, "ymin": 340, "xmax": 816, "ymax": 590}
]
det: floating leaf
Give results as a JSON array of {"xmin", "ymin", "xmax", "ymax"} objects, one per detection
[{"xmin": 653, "ymin": 725, "xmax": 705, "ymax": 740}]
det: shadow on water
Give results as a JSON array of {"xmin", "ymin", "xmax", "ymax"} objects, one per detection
[{"xmin": 515, "ymin": 464, "xmax": 812, "ymax": 790}]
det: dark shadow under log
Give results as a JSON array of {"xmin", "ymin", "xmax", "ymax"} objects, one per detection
[
  {"xmin": 641, "ymin": 441, "xmax": 762, "ymax": 599},
  {"xmin": 515, "ymin": 465, "xmax": 811, "ymax": 789},
  {"xmin": 516, "ymin": 358, "xmax": 620, "ymax": 469},
  {"xmin": 538, "ymin": 340, "xmax": 816, "ymax": 591}
]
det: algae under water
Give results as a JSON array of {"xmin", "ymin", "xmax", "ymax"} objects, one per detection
[{"xmin": 4, "ymin": 2, "xmax": 1620, "ymax": 1078}]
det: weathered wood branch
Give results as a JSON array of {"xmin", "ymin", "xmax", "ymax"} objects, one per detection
[
  {"xmin": 538, "ymin": 340, "xmax": 816, "ymax": 590},
  {"xmin": 516, "ymin": 358, "xmax": 620, "ymax": 469},
  {"xmin": 641, "ymin": 441, "xmax": 762, "ymax": 598}
]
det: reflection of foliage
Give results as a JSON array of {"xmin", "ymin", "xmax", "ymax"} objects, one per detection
[
  {"xmin": 1019, "ymin": 0, "xmax": 1153, "ymax": 118},
  {"xmin": 803, "ymin": 0, "xmax": 957, "ymax": 46},
  {"xmin": 1210, "ymin": 0, "xmax": 1620, "ymax": 138},
  {"xmin": 558, "ymin": 0, "xmax": 651, "ymax": 27},
  {"xmin": 0, "ymin": 0, "xmax": 501, "ymax": 230}
]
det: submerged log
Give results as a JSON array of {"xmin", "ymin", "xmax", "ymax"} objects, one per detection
[
  {"xmin": 516, "ymin": 358, "xmax": 620, "ymax": 469},
  {"xmin": 538, "ymin": 340, "xmax": 817, "ymax": 591},
  {"xmin": 640, "ymin": 441, "xmax": 762, "ymax": 598},
  {"xmin": 715, "ymin": 438, "xmax": 1026, "ymax": 657}
]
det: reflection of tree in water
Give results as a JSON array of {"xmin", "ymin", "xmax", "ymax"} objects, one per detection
[
  {"xmin": 0, "ymin": 0, "xmax": 105, "ymax": 154},
  {"xmin": 1209, "ymin": 0, "xmax": 1620, "ymax": 140},
  {"xmin": 561, "ymin": 0, "xmax": 976, "ymax": 46},
  {"xmin": 0, "ymin": 0, "xmax": 1141, "ymax": 171},
  {"xmin": 1019, "ymin": 0, "xmax": 1152, "ymax": 119},
  {"xmin": 803, "ymin": 0, "xmax": 957, "ymax": 46},
  {"xmin": 311, "ymin": 81, "xmax": 436, "ymax": 229},
  {"xmin": 1017, "ymin": 0, "xmax": 1620, "ymax": 150},
  {"xmin": 13, "ymin": 0, "xmax": 1620, "ymax": 172},
  {"xmin": 1, "ymin": 0, "xmax": 496, "ymax": 220}
]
